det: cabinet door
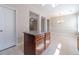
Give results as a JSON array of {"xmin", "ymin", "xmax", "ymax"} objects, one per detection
[
  {"xmin": 0, "ymin": 7, "xmax": 16, "ymax": 51},
  {"xmin": 36, "ymin": 34, "xmax": 44, "ymax": 55},
  {"xmin": 45, "ymin": 32, "xmax": 50, "ymax": 49}
]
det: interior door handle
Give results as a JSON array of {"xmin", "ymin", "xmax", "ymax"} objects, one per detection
[{"xmin": 0, "ymin": 30, "xmax": 3, "ymax": 32}]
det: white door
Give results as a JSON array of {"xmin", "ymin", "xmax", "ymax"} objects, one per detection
[{"xmin": 0, "ymin": 7, "xmax": 16, "ymax": 51}]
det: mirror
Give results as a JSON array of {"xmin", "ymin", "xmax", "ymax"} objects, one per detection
[
  {"xmin": 47, "ymin": 19, "xmax": 49, "ymax": 32},
  {"xmin": 41, "ymin": 16, "xmax": 45, "ymax": 32},
  {"xmin": 29, "ymin": 11, "xmax": 39, "ymax": 33}
]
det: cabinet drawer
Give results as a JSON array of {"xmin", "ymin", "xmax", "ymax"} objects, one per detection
[
  {"xmin": 36, "ymin": 39, "xmax": 43, "ymax": 44},
  {"xmin": 35, "ymin": 35, "xmax": 41, "ymax": 39},
  {"xmin": 35, "ymin": 35, "xmax": 44, "ymax": 40}
]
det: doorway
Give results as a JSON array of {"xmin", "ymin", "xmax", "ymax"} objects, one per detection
[{"xmin": 0, "ymin": 6, "xmax": 16, "ymax": 51}]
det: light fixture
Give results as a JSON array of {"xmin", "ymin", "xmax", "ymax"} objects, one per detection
[
  {"xmin": 41, "ymin": 4, "xmax": 46, "ymax": 6},
  {"xmin": 51, "ymin": 4, "xmax": 56, "ymax": 8},
  {"xmin": 41, "ymin": 4, "xmax": 57, "ymax": 8},
  {"xmin": 57, "ymin": 20, "xmax": 61, "ymax": 24},
  {"xmin": 57, "ymin": 19, "xmax": 64, "ymax": 24}
]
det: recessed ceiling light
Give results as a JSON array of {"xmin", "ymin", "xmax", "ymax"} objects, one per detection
[
  {"xmin": 51, "ymin": 4, "xmax": 56, "ymax": 8},
  {"xmin": 69, "ymin": 9, "xmax": 74, "ymax": 12},
  {"xmin": 41, "ymin": 4, "xmax": 57, "ymax": 8},
  {"xmin": 41, "ymin": 4, "xmax": 46, "ymax": 6}
]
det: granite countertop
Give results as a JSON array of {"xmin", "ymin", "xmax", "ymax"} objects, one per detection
[{"xmin": 24, "ymin": 31, "xmax": 46, "ymax": 35}]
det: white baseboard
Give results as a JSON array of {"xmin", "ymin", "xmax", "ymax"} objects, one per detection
[{"xmin": 17, "ymin": 42, "xmax": 24, "ymax": 46}]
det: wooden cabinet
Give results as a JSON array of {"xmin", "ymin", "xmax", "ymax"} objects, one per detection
[
  {"xmin": 24, "ymin": 32, "xmax": 50, "ymax": 55},
  {"xmin": 35, "ymin": 34, "xmax": 45, "ymax": 55},
  {"xmin": 24, "ymin": 33, "xmax": 35, "ymax": 55},
  {"xmin": 44, "ymin": 32, "xmax": 50, "ymax": 49}
]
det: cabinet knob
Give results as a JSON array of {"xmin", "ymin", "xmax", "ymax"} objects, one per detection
[{"xmin": 0, "ymin": 30, "xmax": 3, "ymax": 32}]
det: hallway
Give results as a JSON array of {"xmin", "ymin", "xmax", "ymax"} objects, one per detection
[{"xmin": 42, "ymin": 32, "xmax": 79, "ymax": 55}]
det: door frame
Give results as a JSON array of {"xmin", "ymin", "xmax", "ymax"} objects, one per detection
[{"xmin": 0, "ymin": 5, "xmax": 17, "ymax": 47}]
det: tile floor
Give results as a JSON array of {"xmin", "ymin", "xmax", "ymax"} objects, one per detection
[
  {"xmin": 0, "ymin": 45, "xmax": 24, "ymax": 55},
  {"xmin": 0, "ymin": 33, "xmax": 79, "ymax": 55},
  {"xmin": 42, "ymin": 33, "xmax": 79, "ymax": 55}
]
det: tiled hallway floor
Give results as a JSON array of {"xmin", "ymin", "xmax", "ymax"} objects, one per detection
[
  {"xmin": 0, "ymin": 33, "xmax": 79, "ymax": 55},
  {"xmin": 0, "ymin": 45, "xmax": 24, "ymax": 55},
  {"xmin": 42, "ymin": 33, "xmax": 79, "ymax": 55}
]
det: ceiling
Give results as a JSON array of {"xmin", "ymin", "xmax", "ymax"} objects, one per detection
[
  {"xmin": 7, "ymin": 4, "xmax": 79, "ymax": 17},
  {"xmin": 39, "ymin": 4, "xmax": 79, "ymax": 17}
]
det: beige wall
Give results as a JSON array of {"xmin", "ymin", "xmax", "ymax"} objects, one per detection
[{"xmin": 50, "ymin": 14, "xmax": 77, "ymax": 34}]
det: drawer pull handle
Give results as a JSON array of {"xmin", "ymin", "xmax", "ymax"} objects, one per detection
[{"xmin": 0, "ymin": 30, "xmax": 3, "ymax": 32}]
